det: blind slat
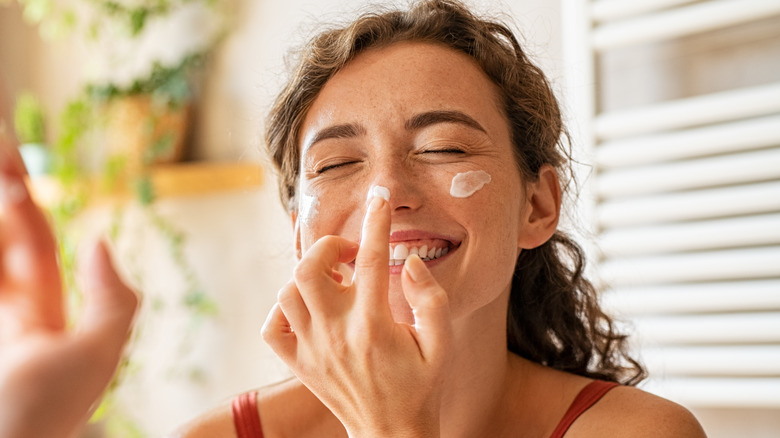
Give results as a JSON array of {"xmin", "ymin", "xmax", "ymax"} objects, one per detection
[
  {"xmin": 598, "ymin": 181, "xmax": 780, "ymax": 228},
  {"xmin": 642, "ymin": 377, "xmax": 780, "ymax": 408},
  {"xmin": 602, "ymin": 280, "xmax": 780, "ymax": 315},
  {"xmin": 643, "ymin": 346, "xmax": 780, "ymax": 376},
  {"xmin": 597, "ymin": 149, "xmax": 780, "ymax": 199},
  {"xmin": 592, "ymin": 0, "xmax": 780, "ymax": 50},
  {"xmin": 596, "ymin": 115, "xmax": 780, "ymax": 169},
  {"xmin": 591, "ymin": 0, "xmax": 699, "ymax": 23},
  {"xmin": 600, "ymin": 247, "xmax": 780, "ymax": 286},
  {"xmin": 599, "ymin": 213, "xmax": 780, "ymax": 257},
  {"xmin": 629, "ymin": 312, "xmax": 780, "ymax": 344},
  {"xmin": 595, "ymin": 83, "xmax": 780, "ymax": 140}
]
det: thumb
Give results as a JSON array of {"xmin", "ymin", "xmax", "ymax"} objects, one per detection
[
  {"xmin": 401, "ymin": 254, "xmax": 451, "ymax": 362},
  {"xmin": 77, "ymin": 240, "xmax": 138, "ymax": 362}
]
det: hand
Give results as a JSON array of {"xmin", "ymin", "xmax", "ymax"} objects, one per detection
[
  {"xmin": 262, "ymin": 194, "xmax": 453, "ymax": 437},
  {"xmin": 0, "ymin": 136, "xmax": 138, "ymax": 438}
]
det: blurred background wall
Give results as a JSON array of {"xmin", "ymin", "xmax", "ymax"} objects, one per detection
[{"xmin": 1, "ymin": 0, "xmax": 778, "ymax": 436}]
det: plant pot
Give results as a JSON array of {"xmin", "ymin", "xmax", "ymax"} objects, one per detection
[{"xmin": 104, "ymin": 95, "xmax": 190, "ymax": 176}]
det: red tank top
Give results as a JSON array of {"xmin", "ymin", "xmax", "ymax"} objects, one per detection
[{"xmin": 232, "ymin": 380, "xmax": 618, "ymax": 438}]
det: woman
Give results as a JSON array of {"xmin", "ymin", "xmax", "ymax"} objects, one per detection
[
  {"xmin": 0, "ymin": 1, "xmax": 706, "ymax": 437},
  {"xmin": 178, "ymin": 1, "xmax": 705, "ymax": 437}
]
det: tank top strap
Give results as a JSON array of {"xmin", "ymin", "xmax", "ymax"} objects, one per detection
[
  {"xmin": 548, "ymin": 380, "xmax": 619, "ymax": 438},
  {"xmin": 232, "ymin": 391, "xmax": 264, "ymax": 438}
]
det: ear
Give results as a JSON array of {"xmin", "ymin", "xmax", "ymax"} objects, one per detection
[
  {"xmin": 517, "ymin": 164, "xmax": 561, "ymax": 250},
  {"xmin": 291, "ymin": 211, "xmax": 302, "ymax": 260}
]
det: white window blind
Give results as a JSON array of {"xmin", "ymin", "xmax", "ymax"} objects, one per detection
[{"xmin": 561, "ymin": 0, "xmax": 780, "ymax": 412}]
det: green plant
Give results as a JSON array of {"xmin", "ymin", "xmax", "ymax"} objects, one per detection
[
  {"xmin": 13, "ymin": 92, "xmax": 46, "ymax": 144},
  {"xmin": 87, "ymin": 51, "xmax": 205, "ymax": 108},
  {"xmin": 3, "ymin": 0, "xmax": 222, "ymax": 40}
]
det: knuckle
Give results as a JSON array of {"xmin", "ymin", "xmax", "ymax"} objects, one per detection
[
  {"xmin": 276, "ymin": 281, "xmax": 296, "ymax": 301},
  {"xmin": 425, "ymin": 288, "xmax": 449, "ymax": 308},
  {"xmin": 292, "ymin": 259, "xmax": 318, "ymax": 283},
  {"xmin": 355, "ymin": 246, "xmax": 385, "ymax": 268},
  {"xmin": 260, "ymin": 323, "xmax": 280, "ymax": 346},
  {"xmin": 319, "ymin": 235, "xmax": 342, "ymax": 247}
]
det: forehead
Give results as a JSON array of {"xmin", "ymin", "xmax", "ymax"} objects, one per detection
[{"xmin": 300, "ymin": 41, "xmax": 508, "ymax": 147}]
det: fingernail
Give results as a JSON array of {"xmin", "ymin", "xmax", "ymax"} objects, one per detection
[
  {"xmin": 367, "ymin": 195, "xmax": 384, "ymax": 213},
  {"xmin": 403, "ymin": 254, "xmax": 427, "ymax": 283},
  {"xmin": 366, "ymin": 185, "xmax": 390, "ymax": 204}
]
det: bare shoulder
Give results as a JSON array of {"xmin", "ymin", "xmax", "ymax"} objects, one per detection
[
  {"xmin": 166, "ymin": 395, "xmax": 236, "ymax": 438},
  {"xmin": 568, "ymin": 385, "xmax": 707, "ymax": 438},
  {"xmin": 167, "ymin": 378, "xmax": 345, "ymax": 438}
]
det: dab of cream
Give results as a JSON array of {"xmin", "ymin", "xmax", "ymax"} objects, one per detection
[
  {"xmin": 299, "ymin": 193, "xmax": 319, "ymax": 225},
  {"xmin": 366, "ymin": 185, "xmax": 391, "ymax": 202},
  {"xmin": 450, "ymin": 170, "xmax": 491, "ymax": 198}
]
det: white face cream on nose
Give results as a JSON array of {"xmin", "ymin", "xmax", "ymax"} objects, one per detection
[
  {"xmin": 450, "ymin": 170, "xmax": 491, "ymax": 198},
  {"xmin": 367, "ymin": 185, "xmax": 391, "ymax": 202}
]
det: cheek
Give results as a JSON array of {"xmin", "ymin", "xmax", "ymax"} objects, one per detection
[
  {"xmin": 297, "ymin": 183, "xmax": 364, "ymax": 249},
  {"xmin": 457, "ymin": 169, "xmax": 523, "ymax": 245}
]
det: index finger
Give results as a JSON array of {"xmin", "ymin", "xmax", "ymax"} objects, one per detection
[{"xmin": 353, "ymin": 186, "xmax": 391, "ymax": 310}]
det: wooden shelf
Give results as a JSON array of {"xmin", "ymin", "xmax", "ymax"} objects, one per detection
[
  {"xmin": 29, "ymin": 162, "xmax": 264, "ymax": 206},
  {"xmin": 150, "ymin": 162, "xmax": 263, "ymax": 198}
]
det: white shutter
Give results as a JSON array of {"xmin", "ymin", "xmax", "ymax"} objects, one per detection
[{"xmin": 562, "ymin": 0, "xmax": 780, "ymax": 410}]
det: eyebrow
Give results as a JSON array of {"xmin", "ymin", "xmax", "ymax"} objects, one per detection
[
  {"xmin": 303, "ymin": 123, "xmax": 367, "ymax": 153},
  {"xmin": 303, "ymin": 110, "xmax": 486, "ymax": 153},
  {"xmin": 405, "ymin": 110, "xmax": 487, "ymax": 133}
]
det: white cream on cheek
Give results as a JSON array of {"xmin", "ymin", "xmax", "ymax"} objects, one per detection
[
  {"xmin": 450, "ymin": 170, "xmax": 492, "ymax": 198},
  {"xmin": 298, "ymin": 179, "xmax": 320, "ymax": 226},
  {"xmin": 299, "ymin": 193, "xmax": 319, "ymax": 225}
]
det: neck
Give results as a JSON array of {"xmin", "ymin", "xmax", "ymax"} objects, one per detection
[{"xmin": 438, "ymin": 291, "xmax": 525, "ymax": 437}]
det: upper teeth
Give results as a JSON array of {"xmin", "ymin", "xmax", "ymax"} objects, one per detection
[{"xmin": 389, "ymin": 243, "xmax": 449, "ymax": 265}]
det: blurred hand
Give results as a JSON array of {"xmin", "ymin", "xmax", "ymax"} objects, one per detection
[
  {"xmin": 0, "ymin": 134, "xmax": 138, "ymax": 438},
  {"xmin": 262, "ymin": 194, "xmax": 453, "ymax": 437}
]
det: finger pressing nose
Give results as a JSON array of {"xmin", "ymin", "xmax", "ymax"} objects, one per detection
[{"xmin": 354, "ymin": 187, "xmax": 392, "ymax": 311}]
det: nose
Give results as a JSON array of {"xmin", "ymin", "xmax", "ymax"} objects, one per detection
[{"xmin": 368, "ymin": 156, "xmax": 423, "ymax": 214}]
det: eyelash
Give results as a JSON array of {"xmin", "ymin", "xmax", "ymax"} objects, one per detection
[
  {"xmin": 423, "ymin": 147, "xmax": 466, "ymax": 154},
  {"xmin": 316, "ymin": 161, "xmax": 359, "ymax": 174}
]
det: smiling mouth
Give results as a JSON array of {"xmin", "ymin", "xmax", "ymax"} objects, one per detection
[{"xmin": 388, "ymin": 242, "xmax": 454, "ymax": 266}]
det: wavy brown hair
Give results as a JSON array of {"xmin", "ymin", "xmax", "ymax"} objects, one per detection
[{"xmin": 265, "ymin": 0, "xmax": 646, "ymax": 385}]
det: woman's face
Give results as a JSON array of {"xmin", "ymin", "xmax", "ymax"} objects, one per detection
[{"xmin": 295, "ymin": 42, "xmax": 536, "ymax": 323}]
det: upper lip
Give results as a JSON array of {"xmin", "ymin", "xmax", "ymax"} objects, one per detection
[
  {"xmin": 355, "ymin": 229, "xmax": 460, "ymax": 246},
  {"xmin": 386, "ymin": 229, "xmax": 461, "ymax": 250},
  {"xmin": 389, "ymin": 229, "xmax": 456, "ymax": 243}
]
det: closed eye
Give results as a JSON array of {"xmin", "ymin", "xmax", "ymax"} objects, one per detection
[
  {"xmin": 316, "ymin": 161, "xmax": 360, "ymax": 174},
  {"xmin": 422, "ymin": 148, "xmax": 466, "ymax": 154}
]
